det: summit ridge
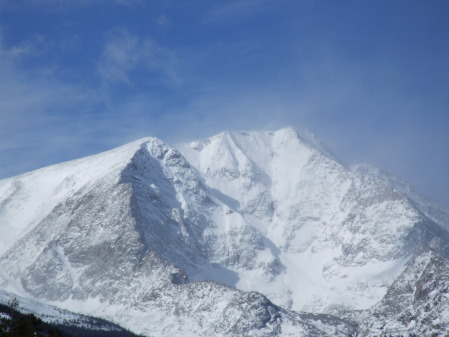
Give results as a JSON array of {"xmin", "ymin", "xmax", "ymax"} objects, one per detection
[{"xmin": 0, "ymin": 127, "xmax": 448, "ymax": 336}]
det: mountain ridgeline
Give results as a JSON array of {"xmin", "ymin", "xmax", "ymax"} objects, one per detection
[{"xmin": 0, "ymin": 127, "xmax": 448, "ymax": 336}]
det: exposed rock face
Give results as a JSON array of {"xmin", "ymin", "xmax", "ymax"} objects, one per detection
[
  {"xmin": 0, "ymin": 127, "xmax": 448, "ymax": 336},
  {"xmin": 353, "ymin": 250, "xmax": 449, "ymax": 336}
]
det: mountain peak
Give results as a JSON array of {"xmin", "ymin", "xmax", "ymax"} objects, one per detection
[
  {"xmin": 1, "ymin": 127, "xmax": 449, "ymax": 336},
  {"xmin": 207, "ymin": 126, "xmax": 339, "ymax": 163}
]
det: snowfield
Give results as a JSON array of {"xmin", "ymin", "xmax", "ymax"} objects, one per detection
[{"xmin": 0, "ymin": 127, "xmax": 448, "ymax": 336}]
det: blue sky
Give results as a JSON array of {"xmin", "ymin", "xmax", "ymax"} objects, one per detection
[{"xmin": 0, "ymin": 0, "xmax": 448, "ymax": 206}]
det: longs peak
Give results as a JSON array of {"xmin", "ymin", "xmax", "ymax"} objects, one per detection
[{"xmin": 0, "ymin": 127, "xmax": 448, "ymax": 336}]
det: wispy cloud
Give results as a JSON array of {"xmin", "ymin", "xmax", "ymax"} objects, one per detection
[
  {"xmin": 97, "ymin": 29, "xmax": 179, "ymax": 85},
  {"xmin": 0, "ymin": 0, "xmax": 143, "ymax": 11},
  {"xmin": 114, "ymin": 0, "xmax": 143, "ymax": 7},
  {"xmin": 0, "ymin": 33, "xmax": 101, "ymax": 177},
  {"xmin": 0, "ymin": 27, "xmax": 182, "ymax": 178},
  {"xmin": 0, "ymin": 33, "xmax": 48, "ymax": 62},
  {"xmin": 202, "ymin": 0, "xmax": 275, "ymax": 25},
  {"xmin": 0, "ymin": 1, "xmax": 447, "ymax": 207},
  {"xmin": 156, "ymin": 14, "xmax": 170, "ymax": 28}
]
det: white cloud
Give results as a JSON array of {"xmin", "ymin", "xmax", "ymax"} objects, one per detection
[
  {"xmin": 0, "ymin": 28, "xmax": 183, "ymax": 179},
  {"xmin": 97, "ymin": 29, "xmax": 178, "ymax": 85},
  {"xmin": 0, "ymin": 33, "xmax": 102, "ymax": 177},
  {"xmin": 202, "ymin": 0, "xmax": 275, "ymax": 25},
  {"xmin": 156, "ymin": 14, "xmax": 170, "ymax": 27},
  {"xmin": 114, "ymin": 0, "xmax": 143, "ymax": 6},
  {"xmin": 0, "ymin": 33, "xmax": 48, "ymax": 62},
  {"xmin": 0, "ymin": 0, "xmax": 142, "ymax": 10}
]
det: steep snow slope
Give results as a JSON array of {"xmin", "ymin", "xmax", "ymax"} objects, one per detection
[
  {"xmin": 178, "ymin": 127, "xmax": 447, "ymax": 312},
  {"xmin": 0, "ymin": 126, "xmax": 447, "ymax": 336},
  {"xmin": 352, "ymin": 164, "xmax": 449, "ymax": 233},
  {"xmin": 0, "ymin": 138, "xmax": 151, "ymax": 255},
  {"xmin": 0, "ymin": 134, "xmax": 353, "ymax": 336}
]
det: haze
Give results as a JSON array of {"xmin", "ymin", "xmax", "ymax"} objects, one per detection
[{"xmin": 0, "ymin": 0, "xmax": 448, "ymax": 206}]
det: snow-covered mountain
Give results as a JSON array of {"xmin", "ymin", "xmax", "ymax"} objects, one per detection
[
  {"xmin": 0, "ymin": 126, "xmax": 448, "ymax": 336},
  {"xmin": 353, "ymin": 250, "xmax": 449, "ymax": 336},
  {"xmin": 0, "ymin": 288, "xmax": 141, "ymax": 336}
]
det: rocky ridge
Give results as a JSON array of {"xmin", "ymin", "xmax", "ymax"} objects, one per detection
[{"xmin": 0, "ymin": 127, "xmax": 448, "ymax": 336}]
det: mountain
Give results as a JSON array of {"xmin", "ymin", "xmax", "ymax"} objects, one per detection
[
  {"xmin": 353, "ymin": 250, "xmax": 449, "ymax": 336},
  {"xmin": 0, "ymin": 126, "xmax": 448, "ymax": 336},
  {"xmin": 0, "ymin": 289, "xmax": 141, "ymax": 336}
]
